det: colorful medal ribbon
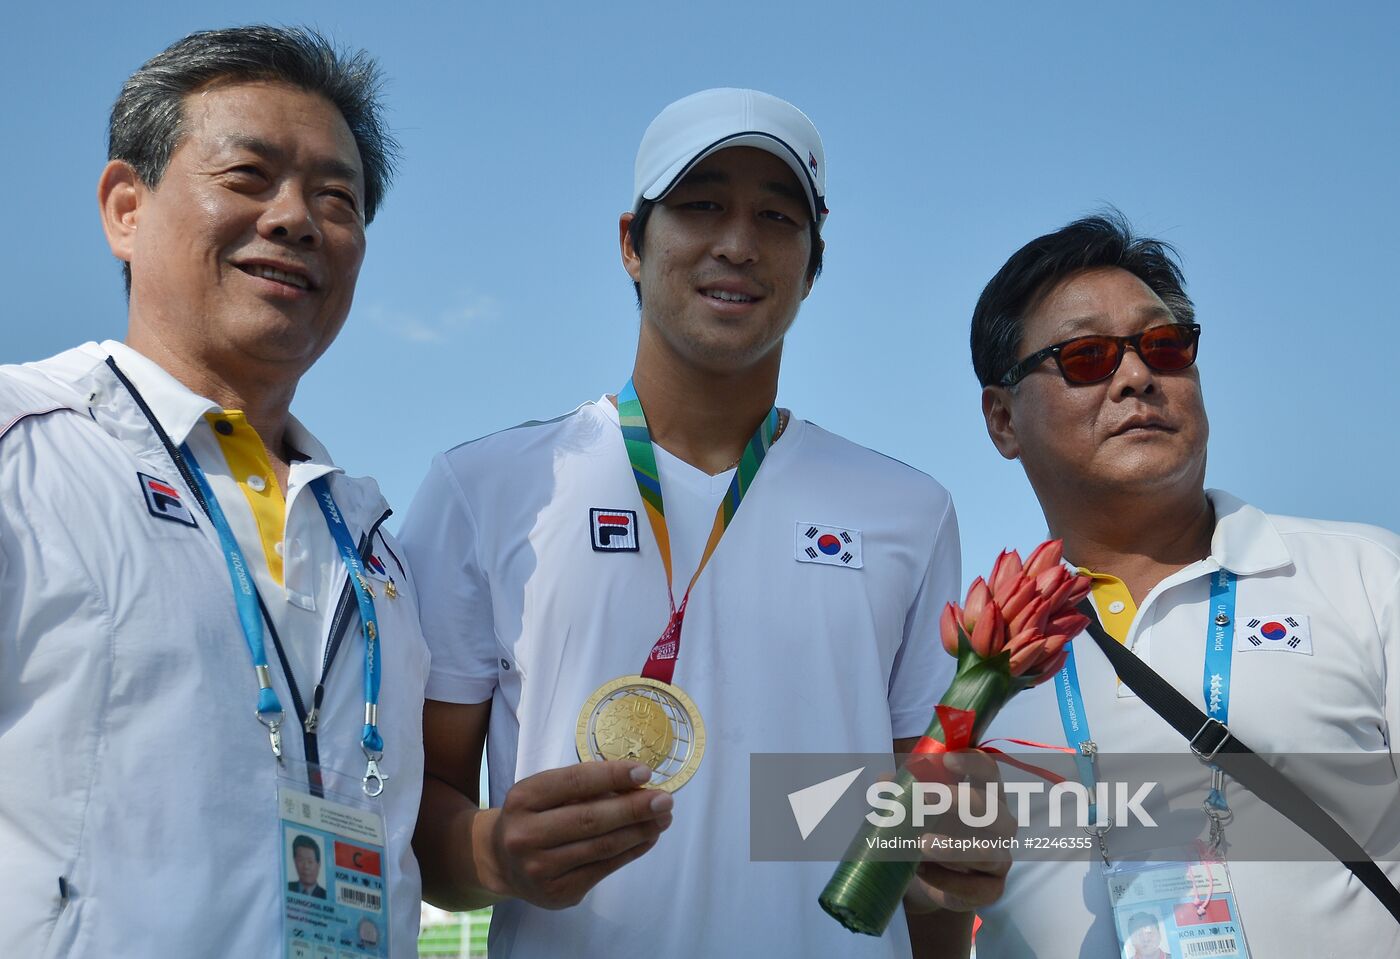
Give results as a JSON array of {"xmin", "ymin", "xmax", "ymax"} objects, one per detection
[{"xmin": 617, "ymin": 378, "xmax": 779, "ymax": 683}]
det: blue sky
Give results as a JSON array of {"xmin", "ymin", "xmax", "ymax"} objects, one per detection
[{"xmin": 6, "ymin": 1, "xmax": 1398, "ymax": 578}]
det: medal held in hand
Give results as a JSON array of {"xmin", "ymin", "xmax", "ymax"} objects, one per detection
[
  {"xmin": 575, "ymin": 379, "xmax": 780, "ymax": 792},
  {"xmin": 575, "ymin": 675, "xmax": 705, "ymax": 792}
]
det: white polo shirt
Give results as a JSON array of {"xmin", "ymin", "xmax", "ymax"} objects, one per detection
[
  {"xmin": 976, "ymin": 490, "xmax": 1400, "ymax": 958},
  {"xmin": 401, "ymin": 397, "xmax": 961, "ymax": 959},
  {"xmin": 0, "ymin": 342, "xmax": 428, "ymax": 958}
]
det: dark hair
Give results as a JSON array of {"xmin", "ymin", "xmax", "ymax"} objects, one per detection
[
  {"xmin": 1127, "ymin": 911, "xmax": 1158, "ymax": 931},
  {"xmin": 969, "ymin": 210, "xmax": 1195, "ymax": 387},
  {"xmin": 108, "ymin": 25, "xmax": 398, "ymax": 289},
  {"xmin": 626, "ymin": 198, "xmax": 824, "ymax": 306},
  {"xmin": 291, "ymin": 834, "xmax": 320, "ymax": 861}
]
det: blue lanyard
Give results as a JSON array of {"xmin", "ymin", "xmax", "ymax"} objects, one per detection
[
  {"xmin": 181, "ymin": 444, "xmax": 286, "ymax": 758},
  {"xmin": 1053, "ymin": 643, "xmax": 1101, "ymax": 819},
  {"xmin": 1052, "ymin": 570, "xmax": 1238, "ymax": 818},
  {"xmin": 1202, "ymin": 569, "xmax": 1238, "ymax": 812},
  {"xmin": 310, "ymin": 476, "xmax": 388, "ymax": 796},
  {"xmin": 1202, "ymin": 569, "xmax": 1238, "ymax": 723},
  {"xmin": 182, "ymin": 447, "xmax": 388, "ymax": 796}
]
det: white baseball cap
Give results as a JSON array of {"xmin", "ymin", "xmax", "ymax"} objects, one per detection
[{"xmin": 632, "ymin": 88, "xmax": 828, "ymax": 229}]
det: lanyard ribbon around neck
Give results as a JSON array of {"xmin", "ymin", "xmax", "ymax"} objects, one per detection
[
  {"xmin": 311, "ymin": 476, "xmax": 389, "ymax": 795},
  {"xmin": 181, "ymin": 443, "xmax": 286, "ymax": 757},
  {"xmin": 1052, "ymin": 569, "xmax": 1238, "ymax": 821},
  {"xmin": 617, "ymin": 378, "xmax": 779, "ymax": 683},
  {"xmin": 1201, "ymin": 569, "xmax": 1238, "ymax": 814},
  {"xmin": 182, "ymin": 446, "xmax": 389, "ymax": 795}
]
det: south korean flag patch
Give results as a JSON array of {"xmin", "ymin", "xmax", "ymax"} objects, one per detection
[
  {"xmin": 1236, "ymin": 614, "xmax": 1312, "ymax": 655},
  {"xmin": 796, "ymin": 522, "xmax": 863, "ymax": 569},
  {"xmin": 365, "ymin": 553, "xmax": 393, "ymax": 583}
]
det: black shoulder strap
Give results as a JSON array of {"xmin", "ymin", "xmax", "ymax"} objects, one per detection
[{"xmin": 1077, "ymin": 600, "xmax": 1400, "ymax": 924}]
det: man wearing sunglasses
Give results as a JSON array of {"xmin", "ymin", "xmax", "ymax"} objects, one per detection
[{"xmin": 959, "ymin": 212, "xmax": 1400, "ymax": 957}]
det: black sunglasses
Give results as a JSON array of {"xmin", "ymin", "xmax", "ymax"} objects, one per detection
[{"xmin": 998, "ymin": 323, "xmax": 1202, "ymax": 388}]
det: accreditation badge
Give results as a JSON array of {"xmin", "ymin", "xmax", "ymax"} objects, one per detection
[
  {"xmin": 1104, "ymin": 851, "xmax": 1252, "ymax": 959},
  {"xmin": 279, "ymin": 763, "xmax": 391, "ymax": 958}
]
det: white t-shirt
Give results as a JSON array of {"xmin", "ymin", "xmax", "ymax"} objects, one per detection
[
  {"xmin": 401, "ymin": 397, "xmax": 961, "ymax": 958},
  {"xmin": 652, "ymin": 442, "xmax": 735, "ymax": 590},
  {"xmin": 975, "ymin": 490, "xmax": 1400, "ymax": 958},
  {"xmin": 0, "ymin": 343, "xmax": 428, "ymax": 958}
]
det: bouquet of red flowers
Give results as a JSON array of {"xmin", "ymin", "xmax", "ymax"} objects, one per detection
[{"xmin": 819, "ymin": 540, "xmax": 1092, "ymax": 935}]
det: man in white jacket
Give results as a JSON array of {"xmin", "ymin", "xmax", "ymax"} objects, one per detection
[{"xmin": 0, "ymin": 25, "xmax": 427, "ymax": 958}]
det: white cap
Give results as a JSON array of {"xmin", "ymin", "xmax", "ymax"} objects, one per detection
[{"xmin": 632, "ymin": 88, "xmax": 828, "ymax": 228}]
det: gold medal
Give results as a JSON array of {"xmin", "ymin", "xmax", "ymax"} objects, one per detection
[
  {"xmin": 576, "ymin": 675, "xmax": 706, "ymax": 792},
  {"xmin": 575, "ymin": 382, "xmax": 772, "ymax": 794}
]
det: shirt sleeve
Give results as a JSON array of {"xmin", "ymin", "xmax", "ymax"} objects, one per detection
[
  {"xmin": 398, "ymin": 452, "xmax": 499, "ymax": 705},
  {"xmin": 1379, "ymin": 548, "xmax": 1400, "ymax": 757},
  {"xmin": 887, "ymin": 489, "xmax": 961, "ymax": 739}
]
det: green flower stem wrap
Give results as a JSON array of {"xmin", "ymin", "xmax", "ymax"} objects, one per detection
[{"xmin": 818, "ymin": 637, "xmax": 1019, "ymax": 937}]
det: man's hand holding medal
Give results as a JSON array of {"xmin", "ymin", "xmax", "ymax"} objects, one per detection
[{"xmin": 471, "ymin": 760, "xmax": 673, "ymax": 909}]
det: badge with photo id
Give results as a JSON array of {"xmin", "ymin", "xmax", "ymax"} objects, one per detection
[
  {"xmin": 1105, "ymin": 853, "xmax": 1252, "ymax": 959},
  {"xmin": 279, "ymin": 764, "xmax": 390, "ymax": 958}
]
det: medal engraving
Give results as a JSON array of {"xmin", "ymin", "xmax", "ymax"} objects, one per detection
[
  {"xmin": 576, "ymin": 676, "xmax": 706, "ymax": 792},
  {"xmin": 596, "ymin": 693, "xmax": 675, "ymax": 766}
]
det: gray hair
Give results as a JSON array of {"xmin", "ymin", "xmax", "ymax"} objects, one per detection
[{"xmin": 108, "ymin": 25, "xmax": 398, "ymax": 288}]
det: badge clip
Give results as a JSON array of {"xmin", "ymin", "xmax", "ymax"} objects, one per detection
[
  {"xmin": 265, "ymin": 717, "xmax": 284, "ymax": 760},
  {"xmin": 363, "ymin": 756, "xmax": 387, "ymax": 797}
]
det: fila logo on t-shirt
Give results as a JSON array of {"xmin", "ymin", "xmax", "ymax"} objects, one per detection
[
  {"xmin": 796, "ymin": 522, "xmax": 863, "ymax": 569},
  {"xmin": 590, "ymin": 508, "xmax": 639, "ymax": 552},
  {"xmin": 138, "ymin": 472, "xmax": 197, "ymax": 528},
  {"xmin": 1236, "ymin": 614, "xmax": 1313, "ymax": 655}
]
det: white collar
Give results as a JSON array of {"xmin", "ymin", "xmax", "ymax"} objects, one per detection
[
  {"xmin": 25, "ymin": 340, "xmax": 385, "ymax": 522},
  {"xmin": 81, "ymin": 341, "xmax": 338, "ymax": 478},
  {"xmin": 1205, "ymin": 488, "xmax": 1292, "ymax": 576},
  {"xmin": 84, "ymin": 340, "xmax": 220, "ymax": 448}
]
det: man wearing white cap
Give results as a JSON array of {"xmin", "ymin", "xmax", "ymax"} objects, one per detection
[{"xmin": 405, "ymin": 89, "xmax": 986, "ymax": 956}]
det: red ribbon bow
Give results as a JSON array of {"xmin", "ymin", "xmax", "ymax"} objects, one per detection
[{"xmin": 907, "ymin": 705, "xmax": 1073, "ymax": 784}]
